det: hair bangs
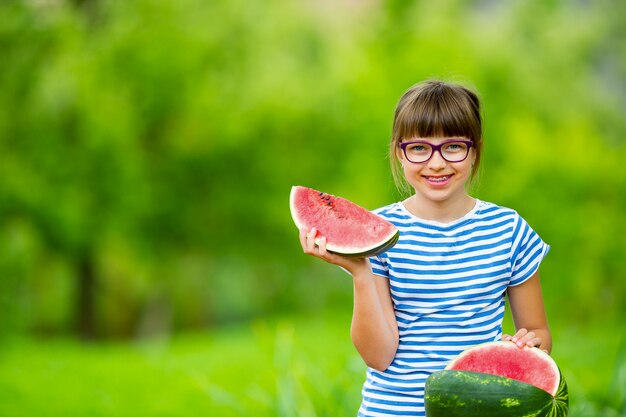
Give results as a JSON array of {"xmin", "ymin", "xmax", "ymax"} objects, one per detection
[{"xmin": 394, "ymin": 89, "xmax": 480, "ymax": 141}]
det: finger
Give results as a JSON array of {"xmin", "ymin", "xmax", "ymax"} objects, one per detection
[
  {"xmin": 514, "ymin": 330, "xmax": 537, "ymax": 348},
  {"xmin": 318, "ymin": 236, "xmax": 328, "ymax": 257},
  {"xmin": 518, "ymin": 331, "xmax": 537, "ymax": 346},
  {"xmin": 511, "ymin": 328, "xmax": 528, "ymax": 342},
  {"xmin": 519, "ymin": 330, "xmax": 535, "ymax": 343},
  {"xmin": 525, "ymin": 337, "xmax": 542, "ymax": 348},
  {"xmin": 509, "ymin": 329, "xmax": 526, "ymax": 347},
  {"xmin": 502, "ymin": 334, "xmax": 512, "ymax": 341},
  {"xmin": 305, "ymin": 227, "xmax": 318, "ymax": 252},
  {"xmin": 514, "ymin": 328, "xmax": 528, "ymax": 338},
  {"xmin": 299, "ymin": 228, "xmax": 308, "ymax": 250},
  {"xmin": 301, "ymin": 228, "xmax": 312, "ymax": 254}
]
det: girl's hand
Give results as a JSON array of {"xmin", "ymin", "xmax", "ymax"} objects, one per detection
[
  {"xmin": 299, "ymin": 227, "xmax": 370, "ymax": 275},
  {"xmin": 502, "ymin": 328, "xmax": 543, "ymax": 350}
]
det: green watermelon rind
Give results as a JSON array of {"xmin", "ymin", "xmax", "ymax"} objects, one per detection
[
  {"xmin": 327, "ymin": 229, "xmax": 400, "ymax": 257},
  {"xmin": 424, "ymin": 370, "xmax": 569, "ymax": 417}
]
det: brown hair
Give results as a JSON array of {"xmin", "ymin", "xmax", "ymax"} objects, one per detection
[{"xmin": 390, "ymin": 80, "xmax": 483, "ymax": 195}]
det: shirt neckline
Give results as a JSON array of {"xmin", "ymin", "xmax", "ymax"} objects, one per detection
[{"xmin": 397, "ymin": 198, "xmax": 483, "ymax": 228}]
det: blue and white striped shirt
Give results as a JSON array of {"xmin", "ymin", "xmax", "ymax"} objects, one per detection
[{"xmin": 358, "ymin": 199, "xmax": 549, "ymax": 417}]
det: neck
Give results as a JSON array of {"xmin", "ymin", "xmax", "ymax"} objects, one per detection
[{"xmin": 404, "ymin": 193, "xmax": 476, "ymax": 223}]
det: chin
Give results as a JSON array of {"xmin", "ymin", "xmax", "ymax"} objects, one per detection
[{"xmin": 415, "ymin": 185, "xmax": 464, "ymax": 203}]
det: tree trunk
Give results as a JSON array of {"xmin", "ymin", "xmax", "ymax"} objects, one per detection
[{"xmin": 76, "ymin": 255, "xmax": 96, "ymax": 340}]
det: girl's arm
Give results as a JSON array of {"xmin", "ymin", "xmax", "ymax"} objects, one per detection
[
  {"xmin": 300, "ymin": 228, "xmax": 399, "ymax": 371},
  {"xmin": 504, "ymin": 271, "xmax": 552, "ymax": 353},
  {"xmin": 350, "ymin": 267, "xmax": 399, "ymax": 371}
]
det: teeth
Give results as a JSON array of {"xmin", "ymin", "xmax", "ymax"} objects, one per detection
[{"xmin": 427, "ymin": 176, "xmax": 449, "ymax": 182}]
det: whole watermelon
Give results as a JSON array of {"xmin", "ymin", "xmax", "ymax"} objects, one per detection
[{"xmin": 424, "ymin": 341, "xmax": 569, "ymax": 417}]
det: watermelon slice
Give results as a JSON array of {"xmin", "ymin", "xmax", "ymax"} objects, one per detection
[
  {"xmin": 425, "ymin": 341, "xmax": 569, "ymax": 417},
  {"xmin": 289, "ymin": 185, "xmax": 399, "ymax": 257}
]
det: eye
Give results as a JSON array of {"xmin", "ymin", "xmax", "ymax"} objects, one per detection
[
  {"xmin": 443, "ymin": 142, "xmax": 467, "ymax": 152},
  {"xmin": 406, "ymin": 143, "xmax": 430, "ymax": 153}
]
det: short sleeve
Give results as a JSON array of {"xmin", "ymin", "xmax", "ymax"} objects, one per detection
[
  {"xmin": 369, "ymin": 254, "xmax": 390, "ymax": 278},
  {"xmin": 509, "ymin": 214, "xmax": 550, "ymax": 286}
]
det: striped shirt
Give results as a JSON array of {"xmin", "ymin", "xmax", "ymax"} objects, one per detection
[{"xmin": 358, "ymin": 199, "xmax": 549, "ymax": 417}]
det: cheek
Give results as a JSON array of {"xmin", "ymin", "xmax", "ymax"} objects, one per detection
[
  {"xmin": 455, "ymin": 162, "xmax": 474, "ymax": 183},
  {"xmin": 402, "ymin": 165, "xmax": 425, "ymax": 185},
  {"xmin": 401, "ymin": 161, "xmax": 417, "ymax": 173},
  {"xmin": 468, "ymin": 150, "xmax": 477, "ymax": 169}
]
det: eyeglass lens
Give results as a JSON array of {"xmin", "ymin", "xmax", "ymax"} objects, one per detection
[{"xmin": 403, "ymin": 141, "xmax": 469, "ymax": 163}]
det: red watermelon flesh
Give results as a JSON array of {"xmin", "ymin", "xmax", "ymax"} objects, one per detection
[
  {"xmin": 290, "ymin": 186, "xmax": 399, "ymax": 257},
  {"xmin": 446, "ymin": 341, "xmax": 560, "ymax": 396}
]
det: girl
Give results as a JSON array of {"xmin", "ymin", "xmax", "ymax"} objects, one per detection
[{"xmin": 298, "ymin": 80, "xmax": 551, "ymax": 417}]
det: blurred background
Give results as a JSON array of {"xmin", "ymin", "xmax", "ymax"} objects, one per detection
[{"xmin": 0, "ymin": 0, "xmax": 625, "ymax": 416}]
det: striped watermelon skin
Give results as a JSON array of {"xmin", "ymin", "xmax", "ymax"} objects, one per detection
[{"xmin": 425, "ymin": 370, "xmax": 568, "ymax": 417}]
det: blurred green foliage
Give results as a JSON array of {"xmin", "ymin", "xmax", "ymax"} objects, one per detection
[{"xmin": 0, "ymin": 0, "xmax": 625, "ymax": 341}]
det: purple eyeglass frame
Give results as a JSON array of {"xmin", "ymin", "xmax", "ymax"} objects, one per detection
[{"xmin": 399, "ymin": 139, "xmax": 474, "ymax": 163}]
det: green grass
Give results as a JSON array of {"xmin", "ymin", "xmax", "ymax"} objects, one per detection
[
  {"xmin": 0, "ymin": 311, "xmax": 364, "ymax": 417},
  {"xmin": 0, "ymin": 310, "xmax": 624, "ymax": 416}
]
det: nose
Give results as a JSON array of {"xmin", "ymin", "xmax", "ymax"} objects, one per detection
[{"xmin": 427, "ymin": 149, "xmax": 447, "ymax": 170}]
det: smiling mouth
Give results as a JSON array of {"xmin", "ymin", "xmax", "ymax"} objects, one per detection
[{"xmin": 423, "ymin": 175, "xmax": 452, "ymax": 185}]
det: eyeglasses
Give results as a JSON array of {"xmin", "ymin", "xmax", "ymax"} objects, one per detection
[{"xmin": 399, "ymin": 139, "xmax": 474, "ymax": 164}]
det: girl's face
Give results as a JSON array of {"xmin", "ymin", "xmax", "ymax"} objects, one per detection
[{"xmin": 397, "ymin": 136, "xmax": 476, "ymax": 204}]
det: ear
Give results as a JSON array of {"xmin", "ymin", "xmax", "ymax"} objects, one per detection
[{"xmin": 396, "ymin": 145, "xmax": 405, "ymax": 165}]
